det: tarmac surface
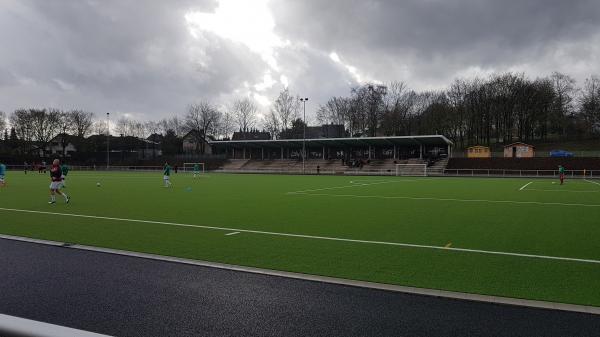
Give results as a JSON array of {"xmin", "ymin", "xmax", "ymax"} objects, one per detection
[{"xmin": 1, "ymin": 238, "xmax": 600, "ymax": 337}]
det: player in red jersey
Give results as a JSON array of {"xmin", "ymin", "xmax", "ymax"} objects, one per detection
[{"xmin": 49, "ymin": 159, "xmax": 70, "ymax": 204}]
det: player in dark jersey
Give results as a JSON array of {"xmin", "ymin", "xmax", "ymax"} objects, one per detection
[{"xmin": 49, "ymin": 159, "xmax": 70, "ymax": 204}]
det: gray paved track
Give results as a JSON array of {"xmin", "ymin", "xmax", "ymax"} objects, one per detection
[{"xmin": 1, "ymin": 238, "xmax": 600, "ymax": 337}]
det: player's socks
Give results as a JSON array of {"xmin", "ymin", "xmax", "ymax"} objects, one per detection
[{"xmin": 63, "ymin": 194, "xmax": 69, "ymax": 202}]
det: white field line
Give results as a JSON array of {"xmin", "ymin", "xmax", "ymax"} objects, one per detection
[
  {"xmin": 585, "ymin": 179, "xmax": 600, "ymax": 187},
  {"xmin": 519, "ymin": 181, "xmax": 533, "ymax": 191},
  {"xmin": 523, "ymin": 188, "xmax": 599, "ymax": 193},
  {"xmin": 1, "ymin": 207, "xmax": 600, "ymax": 265},
  {"xmin": 289, "ymin": 180, "xmax": 417, "ymax": 194},
  {"xmin": 289, "ymin": 192, "xmax": 600, "ymax": 208},
  {"xmin": 225, "ymin": 232, "xmax": 240, "ymax": 236}
]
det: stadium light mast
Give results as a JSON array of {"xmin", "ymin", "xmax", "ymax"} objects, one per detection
[
  {"xmin": 106, "ymin": 112, "xmax": 110, "ymax": 170},
  {"xmin": 300, "ymin": 97, "xmax": 308, "ymax": 174}
]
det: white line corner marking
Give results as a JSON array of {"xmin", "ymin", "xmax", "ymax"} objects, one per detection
[
  {"xmin": 519, "ymin": 181, "xmax": 533, "ymax": 191},
  {"xmin": 1, "ymin": 207, "xmax": 600, "ymax": 265}
]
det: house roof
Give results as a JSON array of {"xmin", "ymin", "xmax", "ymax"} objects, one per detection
[{"xmin": 504, "ymin": 142, "xmax": 535, "ymax": 148}]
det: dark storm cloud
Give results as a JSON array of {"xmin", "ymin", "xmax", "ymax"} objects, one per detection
[
  {"xmin": 1, "ymin": 0, "xmax": 600, "ymax": 122},
  {"xmin": 270, "ymin": 0, "xmax": 600, "ymax": 87},
  {"xmin": 0, "ymin": 0, "xmax": 270, "ymax": 119}
]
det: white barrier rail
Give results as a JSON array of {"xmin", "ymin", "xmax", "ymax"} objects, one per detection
[
  {"xmin": 0, "ymin": 314, "xmax": 113, "ymax": 337},
  {"xmin": 444, "ymin": 169, "xmax": 600, "ymax": 178}
]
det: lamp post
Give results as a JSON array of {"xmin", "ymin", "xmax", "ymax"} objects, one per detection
[
  {"xmin": 300, "ymin": 97, "xmax": 308, "ymax": 174},
  {"xmin": 106, "ymin": 112, "xmax": 110, "ymax": 170}
]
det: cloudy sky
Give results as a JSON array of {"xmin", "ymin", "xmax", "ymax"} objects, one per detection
[{"xmin": 1, "ymin": 0, "xmax": 600, "ymax": 123}]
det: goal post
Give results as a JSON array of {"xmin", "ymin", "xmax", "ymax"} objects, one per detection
[
  {"xmin": 395, "ymin": 163, "xmax": 427, "ymax": 177},
  {"xmin": 183, "ymin": 163, "xmax": 205, "ymax": 175}
]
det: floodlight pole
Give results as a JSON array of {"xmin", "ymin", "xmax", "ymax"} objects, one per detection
[
  {"xmin": 106, "ymin": 112, "xmax": 110, "ymax": 170},
  {"xmin": 300, "ymin": 97, "xmax": 308, "ymax": 174}
]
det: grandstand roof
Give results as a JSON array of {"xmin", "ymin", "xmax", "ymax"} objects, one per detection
[{"xmin": 210, "ymin": 135, "xmax": 453, "ymax": 149}]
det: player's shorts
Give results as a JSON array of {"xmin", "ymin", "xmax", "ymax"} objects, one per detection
[
  {"xmin": 163, "ymin": 175, "xmax": 170, "ymax": 180},
  {"xmin": 49, "ymin": 181, "xmax": 62, "ymax": 190}
]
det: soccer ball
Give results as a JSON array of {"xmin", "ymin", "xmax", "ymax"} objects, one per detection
[{"xmin": 96, "ymin": 182, "xmax": 101, "ymax": 187}]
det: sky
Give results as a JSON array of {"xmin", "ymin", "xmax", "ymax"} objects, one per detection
[{"xmin": 1, "ymin": 0, "xmax": 600, "ymax": 124}]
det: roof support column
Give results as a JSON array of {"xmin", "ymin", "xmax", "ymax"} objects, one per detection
[
  {"xmin": 243, "ymin": 147, "xmax": 246, "ymax": 160},
  {"xmin": 232, "ymin": 148, "xmax": 235, "ymax": 159},
  {"xmin": 261, "ymin": 147, "xmax": 264, "ymax": 160},
  {"xmin": 368, "ymin": 146, "xmax": 372, "ymax": 160},
  {"xmin": 281, "ymin": 147, "xmax": 284, "ymax": 160},
  {"xmin": 419, "ymin": 144, "xmax": 423, "ymax": 159},
  {"xmin": 393, "ymin": 145, "xmax": 397, "ymax": 159},
  {"xmin": 448, "ymin": 144, "xmax": 451, "ymax": 158},
  {"xmin": 323, "ymin": 146, "xmax": 326, "ymax": 160}
]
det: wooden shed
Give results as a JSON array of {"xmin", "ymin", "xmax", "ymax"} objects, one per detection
[
  {"xmin": 504, "ymin": 142, "xmax": 535, "ymax": 158},
  {"xmin": 466, "ymin": 145, "xmax": 491, "ymax": 158}
]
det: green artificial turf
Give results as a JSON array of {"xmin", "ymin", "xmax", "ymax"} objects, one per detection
[{"xmin": 1, "ymin": 171, "xmax": 600, "ymax": 306}]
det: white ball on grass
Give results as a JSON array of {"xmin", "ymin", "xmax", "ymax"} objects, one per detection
[{"xmin": 96, "ymin": 182, "xmax": 101, "ymax": 187}]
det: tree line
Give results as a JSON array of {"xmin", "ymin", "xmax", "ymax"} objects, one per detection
[
  {"xmin": 317, "ymin": 72, "xmax": 600, "ymax": 148},
  {"xmin": 1, "ymin": 71, "xmax": 599, "ymax": 157}
]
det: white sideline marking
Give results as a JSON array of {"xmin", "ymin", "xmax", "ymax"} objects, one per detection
[
  {"xmin": 519, "ymin": 181, "xmax": 533, "ymax": 191},
  {"xmin": 289, "ymin": 192, "xmax": 600, "ymax": 208},
  {"xmin": 585, "ymin": 179, "xmax": 600, "ymax": 187},
  {"xmin": 1, "ymin": 207, "xmax": 600, "ymax": 265},
  {"xmin": 289, "ymin": 180, "xmax": 416, "ymax": 194},
  {"xmin": 225, "ymin": 232, "xmax": 240, "ymax": 236},
  {"xmin": 524, "ymin": 188, "xmax": 599, "ymax": 193}
]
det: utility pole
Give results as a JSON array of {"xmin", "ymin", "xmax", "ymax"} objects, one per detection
[
  {"xmin": 300, "ymin": 97, "xmax": 308, "ymax": 174},
  {"xmin": 106, "ymin": 112, "xmax": 110, "ymax": 170}
]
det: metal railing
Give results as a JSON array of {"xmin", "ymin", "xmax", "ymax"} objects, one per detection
[{"xmin": 443, "ymin": 169, "xmax": 600, "ymax": 178}]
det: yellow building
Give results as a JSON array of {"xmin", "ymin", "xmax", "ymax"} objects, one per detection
[
  {"xmin": 466, "ymin": 145, "xmax": 491, "ymax": 158},
  {"xmin": 504, "ymin": 142, "xmax": 535, "ymax": 158}
]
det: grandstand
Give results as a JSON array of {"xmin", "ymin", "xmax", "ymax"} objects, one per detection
[{"xmin": 212, "ymin": 135, "xmax": 453, "ymax": 175}]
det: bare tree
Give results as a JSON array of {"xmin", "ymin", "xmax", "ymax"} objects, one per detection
[
  {"xmin": 10, "ymin": 109, "xmax": 35, "ymax": 153},
  {"xmin": 56, "ymin": 111, "xmax": 74, "ymax": 157},
  {"xmin": 218, "ymin": 110, "xmax": 235, "ymax": 140},
  {"xmin": 0, "ymin": 111, "xmax": 6, "ymax": 133},
  {"xmin": 159, "ymin": 116, "xmax": 185, "ymax": 137},
  {"xmin": 28, "ymin": 108, "xmax": 61, "ymax": 156},
  {"xmin": 185, "ymin": 101, "xmax": 221, "ymax": 153},
  {"xmin": 115, "ymin": 117, "xmax": 134, "ymax": 136},
  {"xmin": 70, "ymin": 110, "xmax": 94, "ymax": 138},
  {"xmin": 317, "ymin": 96, "xmax": 350, "ymax": 126},
  {"xmin": 272, "ymin": 88, "xmax": 300, "ymax": 131},
  {"xmin": 93, "ymin": 120, "xmax": 108, "ymax": 136},
  {"xmin": 264, "ymin": 110, "xmax": 280, "ymax": 139},
  {"xmin": 232, "ymin": 98, "xmax": 257, "ymax": 133},
  {"xmin": 580, "ymin": 76, "xmax": 600, "ymax": 130}
]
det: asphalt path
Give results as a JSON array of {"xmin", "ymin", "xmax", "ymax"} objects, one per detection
[{"xmin": 1, "ymin": 238, "xmax": 599, "ymax": 337}]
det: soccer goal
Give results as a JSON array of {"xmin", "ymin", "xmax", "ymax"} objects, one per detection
[
  {"xmin": 395, "ymin": 163, "xmax": 427, "ymax": 177},
  {"xmin": 183, "ymin": 163, "xmax": 206, "ymax": 175}
]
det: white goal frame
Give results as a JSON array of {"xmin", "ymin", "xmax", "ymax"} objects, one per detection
[
  {"xmin": 183, "ymin": 163, "xmax": 206, "ymax": 175},
  {"xmin": 395, "ymin": 163, "xmax": 427, "ymax": 177}
]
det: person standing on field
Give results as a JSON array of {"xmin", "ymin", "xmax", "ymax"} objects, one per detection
[
  {"xmin": 61, "ymin": 163, "xmax": 70, "ymax": 188},
  {"xmin": 0, "ymin": 162, "xmax": 6, "ymax": 187},
  {"xmin": 193, "ymin": 163, "xmax": 200, "ymax": 178},
  {"xmin": 559, "ymin": 165, "xmax": 566, "ymax": 185},
  {"xmin": 49, "ymin": 159, "xmax": 70, "ymax": 204},
  {"xmin": 163, "ymin": 162, "xmax": 172, "ymax": 187}
]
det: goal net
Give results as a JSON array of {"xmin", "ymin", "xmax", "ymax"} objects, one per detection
[
  {"xmin": 395, "ymin": 164, "xmax": 427, "ymax": 177},
  {"xmin": 183, "ymin": 163, "xmax": 205, "ymax": 175}
]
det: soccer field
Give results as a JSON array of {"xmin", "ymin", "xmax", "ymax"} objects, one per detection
[{"xmin": 1, "ymin": 171, "xmax": 600, "ymax": 307}]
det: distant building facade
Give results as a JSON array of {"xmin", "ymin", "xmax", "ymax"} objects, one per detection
[{"xmin": 504, "ymin": 142, "xmax": 535, "ymax": 158}]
